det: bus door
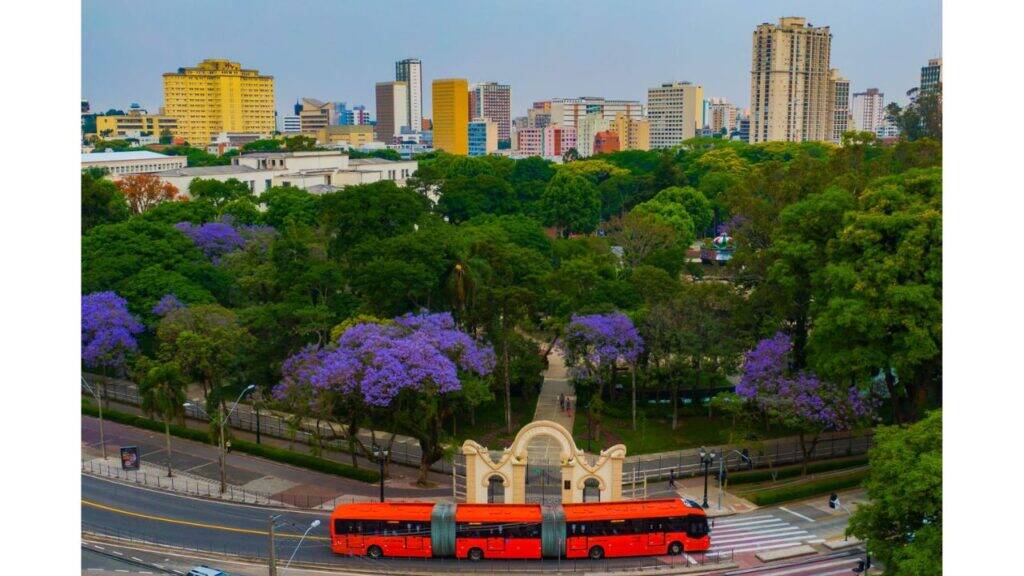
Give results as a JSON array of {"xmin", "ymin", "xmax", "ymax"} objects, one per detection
[
  {"xmin": 487, "ymin": 525, "xmax": 506, "ymax": 553},
  {"xmin": 346, "ymin": 521, "xmax": 364, "ymax": 550},
  {"xmin": 405, "ymin": 521, "xmax": 424, "ymax": 550},
  {"xmin": 567, "ymin": 522, "xmax": 588, "ymax": 552},
  {"xmin": 647, "ymin": 518, "xmax": 665, "ymax": 549}
]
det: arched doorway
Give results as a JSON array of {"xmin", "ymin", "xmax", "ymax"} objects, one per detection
[
  {"xmin": 583, "ymin": 478, "xmax": 601, "ymax": 502},
  {"xmin": 486, "ymin": 475, "xmax": 505, "ymax": 503}
]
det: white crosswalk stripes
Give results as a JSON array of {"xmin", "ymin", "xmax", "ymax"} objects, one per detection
[{"xmin": 709, "ymin": 514, "xmax": 817, "ymax": 554}]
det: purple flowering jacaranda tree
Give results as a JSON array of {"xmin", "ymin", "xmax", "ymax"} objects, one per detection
[
  {"xmin": 564, "ymin": 311, "xmax": 644, "ymax": 430},
  {"xmin": 274, "ymin": 311, "xmax": 494, "ymax": 484},
  {"xmin": 82, "ymin": 291, "xmax": 144, "ymax": 407},
  {"xmin": 737, "ymin": 333, "xmax": 872, "ymax": 474},
  {"xmin": 175, "ymin": 217, "xmax": 276, "ymax": 264},
  {"xmin": 152, "ymin": 293, "xmax": 185, "ymax": 317}
]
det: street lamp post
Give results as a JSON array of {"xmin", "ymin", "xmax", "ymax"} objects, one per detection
[
  {"xmin": 718, "ymin": 449, "xmax": 751, "ymax": 511},
  {"xmin": 82, "ymin": 377, "xmax": 106, "ymax": 460},
  {"xmin": 698, "ymin": 447, "xmax": 715, "ymax": 509},
  {"xmin": 185, "ymin": 384, "xmax": 255, "ymax": 494},
  {"xmin": 373, "ymin": 444, "xmax": 389, "ymax": 502},
  {"xmin": 283, "ymin": 519, "xmax": 321, "ymax": 573}
]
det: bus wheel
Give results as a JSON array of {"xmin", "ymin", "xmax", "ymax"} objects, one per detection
[
  {"xmin": 468, "ymin": 547, "xmax": 483, "ymax": 562},
  {"xmin": 589, "ymin": 546, "xmax": 605, "ymax": 560},
  {"xmin": 668, "ymin": 541, "xmax": 684, "ymax": 556},
  {"xmin": 367, "ymin": 545, "xmax": 383, "ymax": 559}
]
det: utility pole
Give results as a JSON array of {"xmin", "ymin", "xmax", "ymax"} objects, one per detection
[{"xmin": 268, "ymin": 516, "xmax": 278, "ymax": 576}]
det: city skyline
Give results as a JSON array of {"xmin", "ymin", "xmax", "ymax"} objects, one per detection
[{"xmin": 82, "ymin": 0, "xmax": 941, "ymax": 120}]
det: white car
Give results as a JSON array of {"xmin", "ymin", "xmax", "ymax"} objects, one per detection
[{"xmin": 187, "ymin": 567, "xmax": 229, "ymax": 576}]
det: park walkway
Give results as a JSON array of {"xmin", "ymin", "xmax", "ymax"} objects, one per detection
[{"xmin": 527, "ymin": 346, "xmax": 576, "ymax": 466}]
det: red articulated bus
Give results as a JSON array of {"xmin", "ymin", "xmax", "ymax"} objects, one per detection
[
  {"xmin": 330, "ymin": 502, "xmax": 435, "ymax": 559},
  {"xmin": 330, "ymin": 498, "xmax": 710, "ymax": 561},
  {"xmin": 454, "ymin": 504, "xmax": 542, "ymax": 561},
  {"xmin": 562, "ymin": 499, "xmax": 710, "ymax": 560}
]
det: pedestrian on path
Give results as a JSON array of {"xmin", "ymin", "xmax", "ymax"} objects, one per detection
[
  {"xmin": 559, "ymin": 393, "xmax": 565, "ymax": 411},
  {"xmin": 669, "ymin": 469, "xmax": 677, "ymax": 490}
]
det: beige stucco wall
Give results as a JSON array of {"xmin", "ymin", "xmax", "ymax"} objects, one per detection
[{"xmin": 460, "ymin": 420, "xmax": 626, "ymax": 504}]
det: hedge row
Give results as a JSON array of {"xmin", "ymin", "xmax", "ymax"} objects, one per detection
[
  {"xmin": 745, "ymin": 470, "xmax": 869, "ymax": 506},
  {"xmin": 728, "ymin": 456, "xmax": 869, "ymax": 485},
  {"xmin": 82, "ymin": 400, "xmax": 380, "ymax": 483}
]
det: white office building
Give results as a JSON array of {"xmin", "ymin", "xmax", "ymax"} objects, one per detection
[
  {"xmin": 153, "ymin": 150, "xmax": 417, "ymax": 197},
  {"xmin": 647, "ymin": 82, "xmax": 704, "ymax": 148},
  {"xmin": 81, "ymin": 150, "xmax": 187, "ymax": 177}
]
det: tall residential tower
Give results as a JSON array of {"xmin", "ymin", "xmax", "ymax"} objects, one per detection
[
  {"xmin": 395, "ymin": 58, "xmax": 423, "ymax": 132},
  {"xmin": 829, "ymin": 70, "xmax": 851, "ymax": 142},
  {"xmin": 469, "ymin": 82, "xmax": 512, "ymax": 145},
  {"xmin": 749, "ymin": 17, "xmax": 832, "ymax": 143}
]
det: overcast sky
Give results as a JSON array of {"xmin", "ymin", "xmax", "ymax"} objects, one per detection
[{"xmin": 82, "ymin": 0, "xmax": 941, "ymax": 119}]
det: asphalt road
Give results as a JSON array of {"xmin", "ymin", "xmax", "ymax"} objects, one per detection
[{"xmin": 82, "ymin": 474, "xmax": 730, "ymax": 573}]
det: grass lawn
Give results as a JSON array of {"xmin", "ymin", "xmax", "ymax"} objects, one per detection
[
  {"xmin": 446, "ymin": 394, "xmax": 538, "ymax": 449},
  {"xmin": 572, "ymin": 399, "xmax": 794, "ymax": 455},
  {"xmin": 732, "ymin": 468, "xmax": 870, "ymax": 506}
]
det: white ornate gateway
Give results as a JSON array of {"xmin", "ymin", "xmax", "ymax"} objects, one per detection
[{"xmin": 460, "ymin": 420, "xmax": 626, "ymax": 504}]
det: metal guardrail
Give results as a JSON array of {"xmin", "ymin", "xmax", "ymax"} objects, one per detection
[
  {"xmin": 621, "ymin": 430, "xmax": 874, "ymax": 487},
  {"xmin": 82, "ymin": 458, "xmax": 393, "ymax": 509}
]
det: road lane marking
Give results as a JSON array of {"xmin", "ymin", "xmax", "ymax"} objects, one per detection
[
  {"xmin": 131, "ymin": 556, "xmax": 143, "ymax": 562},
  {"xmin": 779, "ymin": 506, "xmax": 816, "ymax": 522},
  {"xmin": 81, "ymin": 499, "xmax": 329, "ymax": 541},
  {"xmin": 755, "ymin": 558, "xmax": 859, "ymax": 576},
  {"xmin": 81, "ymin": 473, "xmax": 325, "ymax": 516}
]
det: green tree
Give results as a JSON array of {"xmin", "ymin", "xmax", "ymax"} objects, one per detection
[
  {"xmin": 540, "ymin": 172, "xmax": 601, "ymax": 237},
  {"xmin": 849, "ymin": 410, "xmax": 942, "ymax": 575},
  {"xmin": 155, "ymin": 304, "xmax": 255, "ymax": 412},
  {"xmin": 241, "ymin": 139, "xmax": 283, "ymax": 152},
  {"xmin": 188, "ymin": 178, "xmax": 252, "ymax": 207},
  {"xmin": 460, "ymin": 224, "xmax": 550, "ymax": 432},
  {"xmin": 319, "ymin": 181, "xmax": 428, "ymax": 257},
  {"xmin": 82, "ymin": 219, "xmax": 229, "ymax": 312},
  {"xmin": 136, "ymin": 358, "xmax": 187, "ymax": 476},
  {"xmin": 607, "ymin": 211, "xmax": 677, "ymax": 268},
  {"xmin": 766, "ymin": 186, "xmax": 856, "ymax": 369},
  {"xmin": 436, "ymin": 174, "xmax": 515, "ymax": 224},
  {"xmin": 259, "ymin": 186, "xmax": 321, "ymax": 228},
  {"xmin": 631, "ymin": 187, "xmax": 698, "ymax": 247},
  {"xmin": 82, "ymin": 172, "xmax": 129, "ymax": 232},
  {"xmin": 810, "ymin": 169, "xmax": 942, "ymax": 423},
  {"xmin": 283, "ymin": 135, "xmax": 318, "ymax": 151}
]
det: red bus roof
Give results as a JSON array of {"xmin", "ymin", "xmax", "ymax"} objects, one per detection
[
  {"xmin": 330, "ymin": 502, "xmax": 436, "ymax": 522},
  {"xmin": 455, "ymin": 504, "xmax": 542, "ymax": 524},
  {"xmin": 562, "ymin": 499, "xmax": 704, "ymax": 522}
]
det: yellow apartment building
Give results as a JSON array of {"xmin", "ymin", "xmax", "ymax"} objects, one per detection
[
  {"xmin": 163, "ymin": 59, "xmax": 275, "ymax": 146},
  {"xmin": 96, "ymin": 112, "xmax": 178, "ymax": 139},
  {"xmin": 432, "ymin": 78, "xmax": 469, "ymax": 155}
]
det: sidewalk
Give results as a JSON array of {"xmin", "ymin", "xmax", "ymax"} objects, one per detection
[{"xmin": 82, "ymin": 415, "xmax": 453, "ymax": 508}]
